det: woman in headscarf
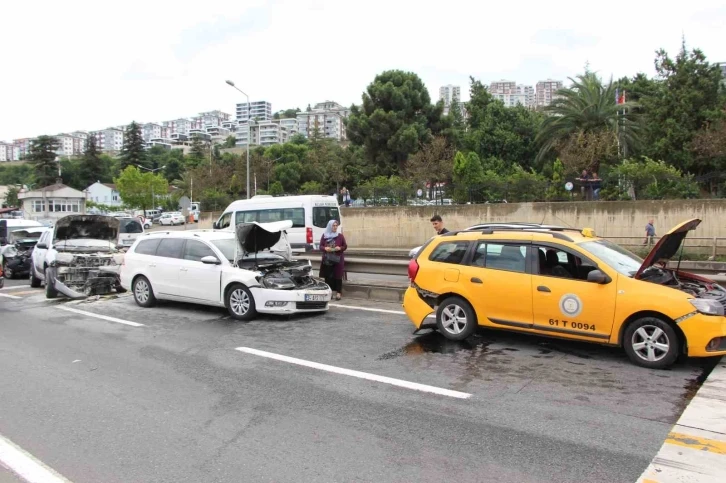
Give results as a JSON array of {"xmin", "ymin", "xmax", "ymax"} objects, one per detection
[{"xmin": 319, "ymin": 219, "xmax": 347, "ymax": 300}]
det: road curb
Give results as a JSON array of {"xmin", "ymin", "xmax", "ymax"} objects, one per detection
[{"xmin": 637, "ymin": 357, "xmax": 726, "ymax": 482}]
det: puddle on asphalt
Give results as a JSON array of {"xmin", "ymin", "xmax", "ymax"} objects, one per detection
[
  {"xmin": 377, "ymin": 332, "xmax": 498, "ymax": 360},
  {"xmin": 674, "ymin": 357, "xmax": 720, "ymax": 415}
]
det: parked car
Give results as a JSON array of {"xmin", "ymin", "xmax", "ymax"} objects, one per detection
[
  {"xmin": 121, "ymin": 220, "xmax": 332, "ymax": 320},
  {"xmin": 159, "ymin": 212, "xmax": 186, "ymax": 226},
  {"xmin": 116, "ymin": 217, "xmax": 145, "ymax": 247},
  {"xmin": 407, "ymin": 222, "xmax": 565, "ymax": 258},
  {"xmin": 30, "ymin": 215, "xmax": 126, "ymax": 299},
  {"xmin": 0, "ymin": 226, "xmax": 48, "ymax": 279}
]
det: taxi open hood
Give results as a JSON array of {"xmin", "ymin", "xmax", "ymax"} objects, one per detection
[
  {"xmin": 235, "ymin": 220, "xmax": 293, "ymax": 259},
  {"xmin": 54, "ymin": 215, "xmax": 120, "ymax": 243},
  {"xmin": 634, "ymin": 218, "xmax": 701, "ymax": 279}
]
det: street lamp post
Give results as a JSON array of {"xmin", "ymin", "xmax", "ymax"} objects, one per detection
[
  {"xmin": 225, "ymin": 79, "xmax": 251, "ymax": 199},
  {"xmin": 136, "ymin": 164, "xmax": 165, "ymax": 214}
]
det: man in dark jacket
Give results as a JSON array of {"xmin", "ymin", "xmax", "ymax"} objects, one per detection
[{"xmin": 430, "ymin": 215, "xmax": 449, "ymax": 235}]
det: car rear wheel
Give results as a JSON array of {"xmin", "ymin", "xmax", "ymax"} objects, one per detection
[
  {"xmin": 623, "ymin": 317, "xmax": 679, "ymax": 369},
  {"xmin": 133, "ymin": 276, "xmax": 156, "ymax": 307},
  {"xmin": 226, "ymin": 284, "xmax": 257, "ymax": 321},
  {"xmin": 436, "ymin": 296, "xmax": 477, "ymax": 341},
  {"xmin": 30, "ymin": 267, "xmax": 41, "ymax": 288},
  {"xmin": 2, "ymin": 260, "xmax": 13, "ymax": 279},
  {"xmin": 45, "ymin": 268, "xmax": 58, "ymax": 299}
]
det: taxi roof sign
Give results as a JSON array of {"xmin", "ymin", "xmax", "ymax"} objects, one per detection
[{"xmin": 581, "ymin": 228, "xmax": 596, "ymax": 238}]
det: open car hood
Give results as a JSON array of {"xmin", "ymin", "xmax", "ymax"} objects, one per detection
[
  {"xmin": 634, "ymin": 218, "xmax": 701, "ymax": 279},
  {"xmin": 235, "ymin": 220, "xmax": 293, "ymax": 259},
  {"xmin": 53, "ymin": 215, "xmax": 120, "ymax": 243}
]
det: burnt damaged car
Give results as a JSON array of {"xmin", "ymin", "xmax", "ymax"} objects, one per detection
[
  {"xmin": 0, "ymin": 226, "xmax": 48, "ymax": 279},
  {"xmin": 120, "ymin": 220, "xmax": 332, "ymax": 320},
  {"xmin": 30, "ymin": 215, "xmax": 126, "ymax": 299}
]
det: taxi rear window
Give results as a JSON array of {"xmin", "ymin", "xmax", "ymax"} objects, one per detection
[{"xmin": 429, "ymin": 241, "xmax": 470, "ymax": 264}]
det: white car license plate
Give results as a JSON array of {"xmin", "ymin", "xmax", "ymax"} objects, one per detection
[
  {"xmin": 305, "ymin": 294, "xmax": 327, "ymax": 302},
  {"xmin": 122, "ymin": 239, "xmax": 133, "ymax": 245}
]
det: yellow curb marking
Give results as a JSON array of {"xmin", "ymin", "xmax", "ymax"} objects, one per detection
[
  {"xmin": 665, "ymin": 431, "xmax": 726, "ymax": 455},
  {"xmin": 8, "ymin": 291, "xmax": 39, "ymax": 296}
]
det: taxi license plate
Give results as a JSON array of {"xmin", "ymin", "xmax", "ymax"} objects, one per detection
[{"xmin": 305, "ymin": 294, "xmax": 327, "ymax": 302}]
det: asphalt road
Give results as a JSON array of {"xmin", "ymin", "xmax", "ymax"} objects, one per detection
[{"xmin": 0, "ymin": 284, "xmax": 719, "ymax": 483}]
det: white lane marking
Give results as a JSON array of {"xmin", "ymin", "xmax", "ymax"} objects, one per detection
[
  {"xmin": 0, "ymin": 432, "xmax": 72, "ymax": 483},
  {"xmin": 58, "ymin": 306, "xmax": 144, "ymax": 327},
  {"xmin": 0, "ymin": 285, "xmax": 32, "ymax": 291},
  {"xmin": 329, "ymin": 303, "xmax": 436, "ymax": 319},
  {"xmin": 235, "ymin": 347, "xmax": 472, "ymax": 399},
  {"xmin": 0, "ymin": 293, "xmax": 21, "ymax": 299}
]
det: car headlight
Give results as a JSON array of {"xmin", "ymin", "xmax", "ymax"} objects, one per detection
[
  {"xmin": 54, "ymin": 253, "xmax": 75, "ymax": 265},
  {"xmin": 689, "ymin": 299, "xmax": 725, "ymax": 316},
  {"xmin": 261, "ymin": 276, "xmax": 296, "ymax": 290}
]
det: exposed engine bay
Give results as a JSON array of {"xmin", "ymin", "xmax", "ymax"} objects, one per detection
[
  {"xmin": 51, "ymin": 249, "xmax": 123, "ymax": 298},
  {"xmin": 640, "ymin": 266, "xmax": 726, "ymax": 307},
  {"xmin": 240, "ymin": 257, "xmax": 327, "ymax": 290}
]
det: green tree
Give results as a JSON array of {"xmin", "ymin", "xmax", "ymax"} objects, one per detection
[
  {"xmin": 451, "ymin": 151, "xmax": 485, "ymax": 202},
  {"xmin": 119, "ymin": 121, "xmax": 147, "ymax": 170},
  {"xmin": 346, "ymin": 70, "xmax": 444, "ymax": 174},
  {"xmin": 27, "ymin": 135, "xmax": 61, "ymax": 186},
  {"xmin": 535, "ymin": 71, "xmax": 640, "ymax": 169},
  {"xmin": 404, "ymin": 136, "xmax": 455, "ymax": 200},
  {"xmin": 269, "ymin": 181, "xmax": 284, "ymax": 196},
  {"xmin": 3, "ymin": 186, "xmax": 20, "ymax": 208},
  {"xmin": 545, "ymin": 159, "xmax": 569, "ymax": 200},
  {"xmin": 602, "ymin": 157, "xmax": 699, "ymax": 200},
  {"xmin": 274, "ymin": 161, "xmax": 302, "ymax": 192},
  {"xmin": 300, "ymin": 181, "xmax": 324, "ymax": 195},
  {"xmin": 0, "ymin": 164, "xmax": 35, "ymax": 186},
  {"xmin": 644, "ymin": 43, "xmax": 725, "ymax": 173},
  {"xmin": 77, "ymin": 135, "xmax": 109, "ymax": 188},
  {"xmin": 222, "ymin": 135, "xmax": 237, "ymax": 148},
  {"xmin": 465, "ymin": 78, "xmax": 542, "ymax": 171},
  {"xmin": 114, "ymin": 166, "xmax": 168, "ymax": 211},
  {"xmin": 187, "ymin": 134, "xmax": 206, "ymax": 168}
]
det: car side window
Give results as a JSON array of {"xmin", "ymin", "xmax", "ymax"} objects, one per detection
[
  {"xmin": 155, "ymin": 239, "xmax": 185, "ymax": 259},
  {"xmin": 478, "ymin": 243, "xmax": 527, "ymax": 273},
  {"xmin": 135, "ymin": 239, "xmax": 161, "ymax": 255},
  {"xmin": 183, "ymin": 240, "xmax": 216, "ymax": 262},
  {"xmin": 535, "ymin": 245, "xmax": 595, "ymax": 281},
  {"xmin": 218, "ymin": 212, "xmax": 232, "ymax": 229},
  {"xmin": 429, "ymin": 241, "xmax": 470, "ymax": 265}
]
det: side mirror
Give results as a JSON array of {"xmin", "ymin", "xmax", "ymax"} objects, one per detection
[
  {"xmin": 212, "ymin": 222, "xmax": 219, "ymax": 230},
  {"xmin": 36, "ymin": 243, "xmax": 48, "ymax": 249},
  {"xmin": 201, "ymin": 255, "xmax": 221, "ymax": 265},
  {"xmin": 587, "ymin": 269, "xmax": 611, "ymax": 284}
]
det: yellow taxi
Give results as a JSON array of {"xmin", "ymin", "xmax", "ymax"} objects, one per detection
[{"xmin": 403, "ymin": 219, "xmax": 726, "ymax": 369}]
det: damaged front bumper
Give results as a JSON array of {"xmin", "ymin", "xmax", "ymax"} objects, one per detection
[{"xmin": 49, "ymin": 264, "xmax": 122, "ymax": 300}]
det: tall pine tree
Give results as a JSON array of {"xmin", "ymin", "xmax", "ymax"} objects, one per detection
[
  {"xmin": 28, "ymin": 136, "xmax": 61, "ymax": 186},
  {"xmin": 78, "ymin": 135, "xmax": 107, "ymax": 188},
  {"xmin": 119, "ymin": 121, "xmax": 147, "ymax": 170}
]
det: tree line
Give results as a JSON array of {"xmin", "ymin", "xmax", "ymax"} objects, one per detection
[{"xmin": 2, "ymin": 40, "xmax": 725, "ymax": 210}]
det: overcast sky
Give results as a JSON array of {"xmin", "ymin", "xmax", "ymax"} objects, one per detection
[{"xmin": 1, "ymin": 0, "xmax": 724, "ymax": 141}]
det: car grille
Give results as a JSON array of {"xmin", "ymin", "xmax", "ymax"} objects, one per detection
[{"xmin": 296, "ymin": 302, "xmax": 327, "ymax": 310}]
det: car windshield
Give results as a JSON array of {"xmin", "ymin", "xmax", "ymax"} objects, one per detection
[
  {"xmin": 210, "ymin": 238, "xmax": 236, "ymax": 262},
  {"xmin": 579, "ymin": 239, "xmax": 643, "ymax": 276},
  {"xmin": 118, "ymin": 219, "xmax": 143, "ymax": 233}
]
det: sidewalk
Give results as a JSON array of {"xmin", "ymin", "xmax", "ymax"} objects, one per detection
[{"xmin": 637, "ymin": 357, "xmax": 726, "ymax": 482}]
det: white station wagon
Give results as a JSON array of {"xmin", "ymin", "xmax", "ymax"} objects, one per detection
[{"xmin": 120, "ymin": 220, "xmax": 332, "ymax": 320}]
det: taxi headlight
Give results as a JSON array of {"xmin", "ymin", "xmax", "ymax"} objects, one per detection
[{"xmin": 689, "ymin": 299, "xmax": 724, "ymax": 316}]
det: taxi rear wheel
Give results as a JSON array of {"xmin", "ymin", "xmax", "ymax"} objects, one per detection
[
  {"xmin": 623, "ymin": 317, "xmax": 679, "ymax": 369},
  {"xmin": 436, "ymin": 297, "xmax": 477, "ymax": 341}
]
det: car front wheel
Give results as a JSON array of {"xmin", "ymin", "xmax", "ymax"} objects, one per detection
[
  {"xmin": 623, "ymin": 317, "xmax": 680, "ymax": 369},
  {"xmin": 133, "ymin": 276, "xmax": 156, "ymax": 307},
  {"xmin": 226, "ymin": 284, "xmax": 257, "ymax": 321},
  {"xmin": 30, "ymin": 267, "xmax": 41, "ymax": 288},
  {"xmin": 45, "ymin": 268, "xmax": 58, "ymax": 299},
  {"xmin": 436, "ymin": 296, "xmax": 477, "ymax": 341}
]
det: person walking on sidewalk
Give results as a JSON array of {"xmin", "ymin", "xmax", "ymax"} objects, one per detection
[
  {"xmin": 319, "ymin": 219, "xmax": 347, "ymax": 300},
  {"xmin": 430, "ymin": 215, "xmax": 449, "ymax": 235}
]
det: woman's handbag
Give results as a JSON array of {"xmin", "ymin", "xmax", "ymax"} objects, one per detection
[{"xmin": 324, "ymin": 252, "xmax": 341, "ymax": 265}]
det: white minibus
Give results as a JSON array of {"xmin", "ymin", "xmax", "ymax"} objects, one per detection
[{"xmin": 213, "ymin": 195, "xmax": 341, "ymax": 252}]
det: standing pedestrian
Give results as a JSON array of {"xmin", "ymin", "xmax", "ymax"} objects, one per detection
[
  {"xmin": 591, "ymin": 172, "xmax": 602, "ymax": 201},
  {"xmin": 341, "ymin": 187, "xmax": 351, "ymax": 207},
  {"xmin": 643, "ymin": 219, "xmax": 656, "ymax": 247},
  {"xmin": 430, "ymin": 215, "xmax": 449, "ymax": 235},
  {"xmin": 577, "ymin": 169, "xmax": 591, "ymax": 201},
  {"xmin": 319, "ymin": 219, "xmax": 347, "ymax": 300}
]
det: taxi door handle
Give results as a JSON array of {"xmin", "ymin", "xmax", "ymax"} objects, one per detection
[
  {"xmin": 537, "ymin": 285, "xmax": 551, "ymax": 293},
  {"xmin": 471, "ymin": 277, "xmax": 483, "ymax": 284}
]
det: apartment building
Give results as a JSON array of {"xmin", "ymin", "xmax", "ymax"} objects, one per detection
[
  {"xmin": 91, "ymin": 128, "xmax": 124, "ymax": 153},
  {"xmin": 279, "ymin": 118, "xmax": 298, "ymax": 137},
  {"xmin": 296, "ymin": 101, "xmax": 348, "ymax": 141},
  {"xmin": 56, "ymin": 134, "xmax": 76, "ymax": 157},
  {"xmin": 489, "ymin": 80, "xmax": 517, "ymax": 94},
  {"xmin": 489, "ymin": 81, "xmax": 536, "ymax": 108},
  {"xmin": 163, "ymin": 118, "xmax": 194, "ymax": 137},
  {"xmin": 439, "ymin": 85, "xmax": 461, "ymax": 115},
  {"xmin": 198, "ymin": 110, "xmax": 232, "ymax": 128},
  {"xmin": 233, "ymin": 119, "xmax": 291, "ymax": 147},
  {"xmin": 12, "ymin": 138, "xmax": 33, "ymax": 159},
  {"xmin": 0, "ymin": 142, "xmax": 13, "ymax": 162},
  {"xmin": 142, "ymin": 123, "xmax": 163, "ymax": 142},
  {"xmin": 490, "ymin": 92, "xmax": 529, "ymax": 108},
  {"xmin": 236, "ymin": 101, "xmax": 272, "ymax": 122},
  {"xmin": 536, "ymin": 79, "xmax": 564, "ymax": 107}
]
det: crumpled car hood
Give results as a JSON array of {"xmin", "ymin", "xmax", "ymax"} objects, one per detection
[
  {"xmin": 235, "ymin": 220, "xmax": 293, "ymax": 259},
  {"xmin": 54, "ymin": 215, "xmax": 120, "ymax": 243}
]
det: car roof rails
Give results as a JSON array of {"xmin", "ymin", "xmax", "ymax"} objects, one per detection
[{"xmin": 478, "ymin": 227, "xmax": 575, "ymax": 242}]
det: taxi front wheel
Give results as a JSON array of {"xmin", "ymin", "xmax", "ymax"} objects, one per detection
[
  {"xmin": 623, "ymin": 317, "xmax": 679, "ymax": 369},
  {"xmin": 436, "ymin": 297, "xmax": 477, "ymax": 341}
]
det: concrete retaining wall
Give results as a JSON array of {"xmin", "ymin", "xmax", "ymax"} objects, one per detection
[{"xmin": 340, "ymin": 200, "xmax": 726, "ymax": 250}]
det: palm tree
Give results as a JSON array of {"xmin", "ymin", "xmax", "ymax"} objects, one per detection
[{"xmin": 535, "ymin": 72, "xmax": 641, "ymax": 169}]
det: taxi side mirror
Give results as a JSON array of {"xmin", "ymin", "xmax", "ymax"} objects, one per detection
[
  {"xmin": 587, "ymin": 269, "xmax": 611, "ymax": 284},
  {"xmin": 36, "ymin": 243, "xmax": 48, "ymax": 249}
]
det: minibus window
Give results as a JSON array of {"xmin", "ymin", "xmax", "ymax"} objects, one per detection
[{"xmin": 313, "ymin": 207, "xmax": 340, "ymax": 228}]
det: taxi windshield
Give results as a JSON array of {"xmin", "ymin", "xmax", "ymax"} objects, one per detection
[{"xmin": 579, "ymin": 239, "xmax": 643, "ymax": 276}]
